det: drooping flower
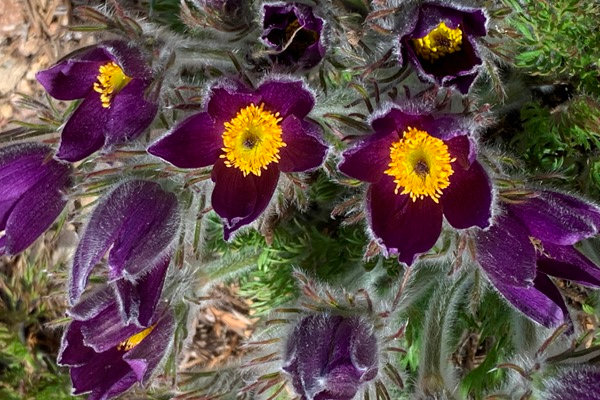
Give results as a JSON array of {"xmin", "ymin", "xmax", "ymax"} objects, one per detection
[
  {"xmin": 69, "ymin": 180, "xmax": 180, "ymax": 305},
  {"xmin": 474, "ymin": 189, "xmax": 600, "ymax": 328},
  {"xmin": 0, "ymin": 143, "xmax": 71, "ymax": 256},
  {"xmin": 397, "ymin": 3, "xmax": 487, "ymax": 94},
  {"xmin": 261, "ymin": 3, "xmax": 326, "ymax": 70},
  {"xmin": 36, "ymin": 40, "xmax": 159, "ymax": 162},
  {"xmin": 148, "ymin": 78, "xmax": 328, "ymax": 239},
  {"xmin": 339, "ymin": 105, "xmax": 492, "ymax": 265},
  {"xmin": 59, "ymin": 291, "xmax": 174, "ymax": 400},
  {"xmin": 283, "ymin": 314, "xmax": 379, "ymax": 400}
]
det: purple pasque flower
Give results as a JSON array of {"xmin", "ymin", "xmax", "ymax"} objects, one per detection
[
  {"xmin": 36, "ymin": 40, "xmax": 159, "ymax": 162},
  {"xmin": 69, "ymin": 180, "xmax": 180, "ymax": 305},
  {"xmin": 283, "ymin": 314, "xmax": 379, "ymax": 400},
  {"xmin": 148, "ymin": 78, "xmax": 328, "ymax": 240},
  {"xmin": 474, "ymin": 189, "xmax": 600, "ymax": 328},
  {"xmin": 261, "ymin": 2, "xmax": 326, "ymax": 70},
  {"xmin": 59, "ymin": 290, "xmax": 174, "ymax": 400},
  {"xmin": 339, "ymin": 105, "xmax": 492, "ymax": 265},
  {"xmin": 540, "ymin": 365, "xmax": 600, "ymax": 400},
  {"xmin": 397, "ymin": 2, "xmax": 487, "ymax": 94},
  {"xmin": 0, "ymin": 143, "xmax": 71, "ymax": 256}
]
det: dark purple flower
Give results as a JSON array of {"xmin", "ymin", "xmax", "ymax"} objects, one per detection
[
  {"xmin": 261, "ymin": 3, "xmax": 325, "ymax": 70},
  {"xmin": 0, "ymin": 143, "xmax": 71, "ymax": 256},
  {"xmin": 283, "ymin": 314, "xmax": 378, "ymax": 400},
  {"xmin": 69, "ymin": 180, "xmax": 180, "ymax": 305},
  {"xmin": 36, "ymin": 41, "xmax": 159, "ymax": 162},
  {"xmin": 474, "ymin": 189, "xmax": 600, "ymax": 328},
  {"xmin": 339, "ymin": 106, "xmax": 492, "ymax": 265},
  {"xmin": 59, "ymin": 293, "xmax": 174, "ymax": 400},
  {"xmin": 540, "ymin": 366, "xmax": 600, "ymax": 400},
  {"xmin": 148, "ymin": 79, "xmax": 328, "ymax": 240},
  {"xmin": 397, "ymin": 3, "xmax": 487, "ymax": 94}
]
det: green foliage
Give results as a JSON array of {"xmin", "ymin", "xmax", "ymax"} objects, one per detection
[{"xmin": 503, "ymin": 0, "xmax": 600, "ymax": 94}]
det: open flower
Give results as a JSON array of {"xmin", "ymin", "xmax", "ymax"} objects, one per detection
[
  {"xmin": 0, "ymin": 143, "xmax": 71, "ymax": 256},
  {"xmin": 339, "ymin": 106, "xmax": 492, "ymax": 265},
  {"xmin": 283, "ymin": 314, "xmax": 379, "ymax": 400},
  {"xmin": 397, "ymin": 3, "xmax": 487, "ymax": 94},
  {"xmin": 59, "ymin": 292, "xmax": 174, "ymax": 400},
  {"xmin": 474, "ymin": 189, "xmax": 600, "ymax": 328},
  {"xmin": 69, "ymin": 180, "xmax": 180, "ymax": 305},
  {"xmin": 261, "ymin": 2, "xmax": 326, "ymax": 70},
  {"xmin": 148, "ymin": 78, "xmax": 328, "ymax": 239},
  {"xmin": 36, "ymin": 40, "xmax": 159, "ymax": 162}
]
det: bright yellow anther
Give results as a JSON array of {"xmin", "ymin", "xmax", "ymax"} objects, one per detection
[
  {"xmin": 220, "ymin": 103, "xmax": 286, "ymax": 177},
  {"xmin": 117, "ymin": 325, "xmax": 155, "ymax": 352},
  {"xmin": 93, "ymin": 62, "xmax": 132, "ymax": 108},
  {"xmin": 412, "ymin": 22, "xmax": 463, "ymax": 62},
  {"xmin": 384, "ymin": 127, "xmax": 455, "ymax": 203}
]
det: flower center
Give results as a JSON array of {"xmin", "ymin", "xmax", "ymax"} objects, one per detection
[
  {"xmin": 93, "ymin": 61, "xmax": 132, "ymax": 109},
  {"xmin": 384, "ymin": 127, "xmax": 455, "ymax": 203},
  {"xmin": 117, "ymin": 325, "xmax": 155, "ymax": 352},
  {"xmin": 220, "ymin": 103, "xmax": 285, "ymax": 177},
  {"xmin": 412, "ymin": 22, "xmax": 463, "ymax": 62}
]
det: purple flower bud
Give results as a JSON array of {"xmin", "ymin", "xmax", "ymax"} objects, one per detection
[
  {"xmin": 69, "ymin": 180, "xmax": 180, "ymax": 305},
  {"xmin": 59, "ymin": 294, "xmax": 174, "ymax": 400},
  {"xmin": 0, "ymin": 143, "xmax": 71, "ymax": 256},
  {"xmin": 282, "ymin": 314, "xmax": 379, "ymax": 400},
  {"xmin": 261, "ymin": 2, "xmax": 326, "ymax": 70},
  {"xmin": 540, "ymin": 366, "xmax": 600, "ymax": 400},
  {"xmin": 397, "ymin": 3, "xmax": 487, "ymax": 94},
  {"xmin": 36, "ymin": 40, "xmax": 159, "ymax": 162}
]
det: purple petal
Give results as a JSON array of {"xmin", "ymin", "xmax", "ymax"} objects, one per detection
[
  {"xmin": 36, "ymin": 59, "xmax": 103, "ymax": 101},
  {"xmin": 57, "ymin": 321, "xmax": 98, "ymax": 367},
  {"xmin": 68, "ymin": 285, "xmax": 114, "ymax": 321},
  {"xmin": 542, "ymin": 366, "xmax": 600, "ymax": 400},
  {"xmin": 338, "ymin": 130, "xmax": 395, "ymax": 183},
  {"xmin": 114, "ymin": 257, "xmax": 171, "ymax": 327},
  {"xmin": 80, "ymin": 302, "xmax": 140, "ymax": 352},
  {"xmin": 442, "ymin": 160, "xmax": 492, "ymax": 229},
  {"xmin": 70, "ymin": 181, "xmax": 179, "ymax": 303},
  {"xmin": 148, "ymin": 112, "xmax": 222, "ymax": 168},
  {"xmin": 104, "ymin": 79, "xmax": 158, "ymax": 145},
  {"xmin": 509, "ymin": 190, "xmax": 600, "ymax": 245},
  {"xmin": 367, "ymin": 175, "xmax": 443, "ymax": 265},
  {"xmin": 257, "ymin": 80, "xmax": 315, "ymax": 119},
  {"xmin": 56, "ymin": 94, "xmax": 108, "ymax": 162},
  {"xmin": 475, "ymin": 213, "xmax": 537, "ymax": 287},
  {"xmin": 537, "ymin": 243, "xmax": 600, "ymax": 287},
  {"xmin": 100, "ymin": 40, "xmax": 153, "ymax": 79},
  {"xmin": 124, "ymin": 309, "xmax": 174, "ymax": 383},
  {"xmin": 491, "ymin": 273, "xmax": 565, "ymax": 328},
  {"xmin": 279, "ymin": 115, "xmax": 327, "ymax": 172},
  {"xmin": 207, "ymin": 85, "xmax": 260, "ymax": 124},
  {"xmin": 211, "ymin": 159, "xmax": 279, "ymax": 240},
  {"xmin": 4, "ymin": 165, "xmax": 69, "ymax": 254}
]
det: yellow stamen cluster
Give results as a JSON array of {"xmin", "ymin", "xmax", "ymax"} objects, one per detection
[
  {"xmin": 220, "ymin": 103, "xmax": 286, "ymax": 177},
  {"xmin": 117, "ymin": 325, "xmax": 155, "ymax": 352},
  {"xmin": 385, "ymin": 127, "xmax": 455, "ymax": 203},
  {"xmin": 412, "ymin": 22, "xmax": 463, "ymax": 62},
  {"xmin": 93, "ymin": 62, "xmax": 132, "ymax": 108}
]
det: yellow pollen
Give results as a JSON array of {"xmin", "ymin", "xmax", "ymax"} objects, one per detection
[
  {"xmin": 220, "ymin": 103, "xmax": 285, "ymax": 177},
  {"xmin": 93, "ymin": 62, "xmax": 132, "ymax": 108},
  {"xmin": 117, "ymin": 325, "xmax": 155, "ymax": 352},
  {"xmin": 384, "ymin": 127, "xmax": 455, "ymax": 203},
  {"xmin": 412, "ymin": 22, "xmax": 463, "ymax": 62}
]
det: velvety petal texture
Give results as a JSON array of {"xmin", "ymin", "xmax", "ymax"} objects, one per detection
[
  {"xmin": 0, "ymin": 143, "xmax": 71, "ymax": 256},
  {"xmin": 397, "ymin": 3, "xmax": 487, "ymax": 94},
  {"xmin": 36, "ymin": 40, "xmax": 158, "ymax": 162},
  {"xmin": 69, "ymin": 180, "xmax": 179, "ymax": 304},
  {"xmin": 475, "ymin": 189, "xmax": 600, "ymax": 328},
  {"xmin": 262, "ymin": 2, "xmax": 326, "ymax": 70},
  {"xmin": 540, "ymin": 366, "xmax": 600, "ymax": 400},
  {"xmin": 282, "ymin": 314, "xmax": 378, "ymax": 400},
  {"xmin": 339, "ymin": 106, "xmax": 492, "ymax": 265},
  {"xmin": 58, "ymin": 296, "xmax": 174, "ymax": 400},
  {"xmin": 149, "ymin": 78, "xmax": 327, "ymax": 239}
]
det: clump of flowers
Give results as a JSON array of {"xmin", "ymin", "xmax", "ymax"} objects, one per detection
[
  {"xmin": 339, "ymin": 104, "xmax": 492, "ymax": 264},
  {"xmin": 149, "ymin": 78, "xmax": 328, "ymax": 239}
]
